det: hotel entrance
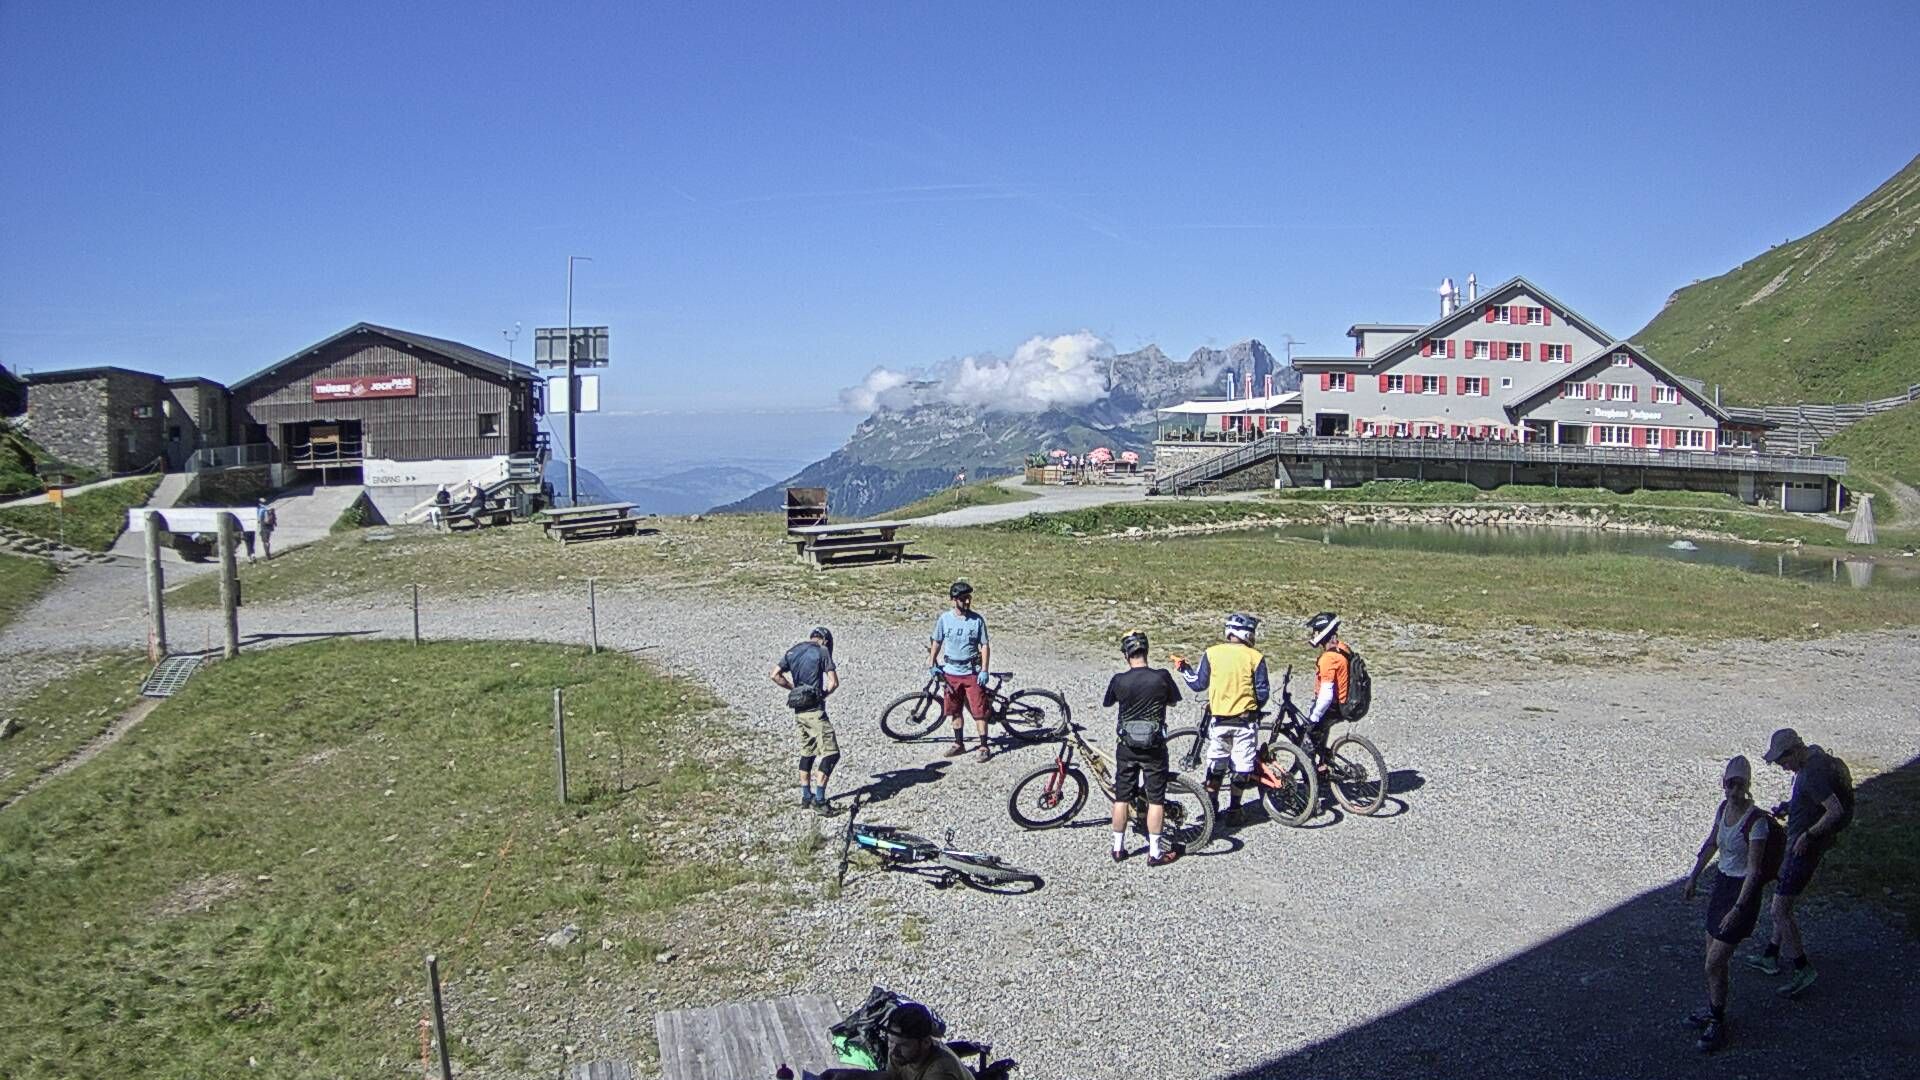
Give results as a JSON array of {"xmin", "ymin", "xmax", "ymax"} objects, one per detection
[{"xmin": 283, "ymin": 419, "xmax": 364, "ymax": 481}]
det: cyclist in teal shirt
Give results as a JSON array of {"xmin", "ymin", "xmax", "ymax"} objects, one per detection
[{"xmin": 928, "ymin": 580, "xmax": 993, "ymax": 761}]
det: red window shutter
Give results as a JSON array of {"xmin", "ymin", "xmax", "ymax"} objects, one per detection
[
  {"xmin": 1484, "ymin": 306, "xmax": 1496, "ymax": 324},
  {"xmin": 1705, "ymin": 430, "xmax": 1716, "ymax": 452},
  {"xmin": 1421, "ymin": 340, "xmax": 1432, "ymax": 357},
  {"xmin": 1454, "ymin": 376, "xmax": 1465, "ymax": 395},
  {"xmin": 1349, "ymin": 377, "xmax": 1357, "ymax": 393},
  {"xmin": 1630, "ymin": 385, "xmax": 1639, "ymax": 402},
  {"xmin": 1437, "ymin": 377, "xmax": 1448, "ymax": 395},
  {"xmin": 1447, "ymin": 339, "xmax": 1457, "ymax": 359},
  {"xmin": 1379, "ymin": 374, "xmax": 1389, "ymax": 392},
  {"xmin": 1662, "ymin": 428, "xmax": 1675, "ymax": 449},
  {"xmin": 1631, "ymin": 427, "xmax": 1645, "ymax": 448},
  {"xmin": 1523, "ymin": 342, "xmax": 1534, "ymax": 361},
  {"xmin": 1320, "ymin": 373, "xmax": 1331, "ymax": 391},
  {"xmin": 1542, "ymin": 307, "xmax": 1553, "ymax": 326}
]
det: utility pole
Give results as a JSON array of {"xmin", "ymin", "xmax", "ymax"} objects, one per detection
[{"xmin": 566, "ymin": 256, "xmax": 592, "ymax": 507}]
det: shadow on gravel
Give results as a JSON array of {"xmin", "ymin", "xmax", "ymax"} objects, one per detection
[
  {"xmin": 1221, "ymin": 757, "xmax": 1920, "ymax": 1080},
  {"xmin": 1387, "ymin": 768, "xmax": 1425, "ymax": 796},
  {"xmin": 237, "ymin": 629, "xmax": 378, "ymax": 647},
  {"xmin": 844, "ymin": 762, "xmax": 952, "ymax": 805}
]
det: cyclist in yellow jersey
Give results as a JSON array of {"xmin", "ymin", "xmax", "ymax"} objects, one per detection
[{"xmin": 1174, "ymin": 613, "xmax": 1270, "ymax": 820}]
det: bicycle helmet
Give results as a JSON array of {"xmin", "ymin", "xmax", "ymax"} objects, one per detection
[
  {"xmin": 1224, "ymin": 612, "xmax": 1259, "ymax": 642},
  {"xmin": 1306, "ymin": 611, "xmax": 1341, "ymax": 647},
  {"xmin": 949, "ymin": 580, "xmax": 973, "ymax": 599},
  {"xmin": 1120, "ymin": 630, "xmax": 1150, "ymax": 658},
  {"xmin": 809, "ymin": 626, "xmax": 834, "ymax": 653}
]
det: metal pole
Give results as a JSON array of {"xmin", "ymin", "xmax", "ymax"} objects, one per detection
[
  {"xmin": 587, "ymin": 577, "xmax": 598, "ymax": 654},
  {"xmin": 565, "ymin": 255, "xmax": 592, "ymax": 507},
  {"xmin": 552, "ymin": 688, "xmax": 568, "ymax": 804},
  {"xmin": 217, "ymin": 512, "xmax": 240, "ymax": 659},
  {"xmin": 425, "ymin": 953, "xmax": 453, "ymax": 1080},
  {"xmin": 143, "ymin": 511, "xmax": 167, "ymax": 662},
  {"xmin": 411, "ymin": 584, "xmax": 421, "ymax": 646}
]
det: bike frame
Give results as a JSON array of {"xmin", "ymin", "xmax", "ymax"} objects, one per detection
[{"xmin": 918, "ymin": 670, "xmax": 1015, "ymax": 720}]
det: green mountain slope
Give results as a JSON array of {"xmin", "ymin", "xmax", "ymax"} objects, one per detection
[{"xmin": 1636, "ymin": 152, "xmax": 1920, "ymax": 404}]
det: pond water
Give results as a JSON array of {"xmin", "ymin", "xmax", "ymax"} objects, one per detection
[{"xmin": 1256, "ymin": 523, "xmax": 1920, "ymax": 590}]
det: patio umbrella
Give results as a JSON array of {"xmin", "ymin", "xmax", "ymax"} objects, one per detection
[
  {"xmin": 1048, "ymin": 449, "xmax": 1069, "ymax": 459},
  {"xmin": 1119, "ymin": 450, "xmax": 1140, "ymax": 464},
  {"xmin": 1088, "ymin": 446, "xmax": 1114, "ymax": 463}
]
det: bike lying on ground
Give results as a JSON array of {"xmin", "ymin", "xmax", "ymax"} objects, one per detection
[
  {"xmin": 836, "ymin": 797, "xmax": 1042, "ymax": 893},
  {"xmin": 1005, "ymin": 722, "xmax": 1215, "ymax": 851},
  {"xmin": 1165, "ymin": 665, "xmax": 1388, "ymax": 825},
  {"xmin": 879, "ymin": 669, "xmax": 1070, "ymax": 743}
]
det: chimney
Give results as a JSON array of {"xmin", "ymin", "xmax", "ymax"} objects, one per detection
[
  {"xmin": 1440, "ymin": 277, "xmax": 1458, "ymax": 317},
  {"xmin": 1245, "ymin": 373, "xmax": 1254, "ymax": 399},
  {"xmin": 1264, "ymin": 374, "xmax": 1273, "ymax": 397},
  {"xmin": 1467, "ymin": 273, "xmax": 1479, "ymax": 302}
]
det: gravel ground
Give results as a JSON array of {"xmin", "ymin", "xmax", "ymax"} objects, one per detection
[{"xmin": 5, "ymin": 565, "xmax": 1918, "ymax": 1078}]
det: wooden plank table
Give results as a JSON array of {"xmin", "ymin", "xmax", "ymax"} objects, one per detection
[
  {"xmin": 543, "ymin": 502, "xmax": 639, "ymax": 545},
  {"xmin": 652, "ymin": 993, "xmax": 843, "ymax": 1080},
  {"xmin": 788, "ymin": 520, "xmax": 914, "ymax": 566}
]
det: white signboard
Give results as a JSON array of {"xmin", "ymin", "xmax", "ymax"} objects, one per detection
[
  {"xmin": 125, "ymin": 507, "xmax": 261, "ymax": 533},
  {"xmin": 1592, "ymin": 408, "xmax": 1664, "ymax": 421},
  {"xmin": 363, "ymin": 456, "xmax": 509, "ymax": 488},
  {"xmin": 546, "ymin": 374, "xmax": 600, "ymax": 413}
]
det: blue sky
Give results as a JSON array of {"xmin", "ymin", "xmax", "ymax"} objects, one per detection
[{"xmin": 3, "ymin": 1, "xmax": 1916, "ymax": 413}]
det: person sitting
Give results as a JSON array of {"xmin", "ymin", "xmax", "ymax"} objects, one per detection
[{"xmin": 820, "ymin": 1003, "xmax": 971, "ymax": 1080}]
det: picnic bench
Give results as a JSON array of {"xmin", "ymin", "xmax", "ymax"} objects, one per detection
[
  {"xmin": 446, "ymin": 504, "xmax": 515, "ymax": 531},
  {"xmin": 543, "ymin": 502, "xmax": 640, "ymax": 545},
  {"xmin": 789, "ymin": 520, "xmax": 915, "ymax": 567},
  {"xmin": 636, "ymin": 993, "xmax": 842, "ymax": 1080}
]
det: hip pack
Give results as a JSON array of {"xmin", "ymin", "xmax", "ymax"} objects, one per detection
[{"xmin": 1117, "ymin": 717, "xmax": 1165, "ymax": 751}]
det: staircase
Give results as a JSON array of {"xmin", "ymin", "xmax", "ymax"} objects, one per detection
[
  {"xmin": 1152, "ymin": 435, "xmax": 1286, "ymax": 495},
  {"xmin": 400, "ymin": 451, "xmax": 549, "ymax": 525}
]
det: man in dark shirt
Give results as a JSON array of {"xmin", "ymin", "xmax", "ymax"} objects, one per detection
[
  {"xmin": 772, "ymin": 627, "xmax": 841, "ymax": 814},
  {"xmin": 1104, "ymin": 631, "xmax": 1182, "ymax": 867},
  {"xmin": 1747, "ymin": 727, "xmax": 1854, "ymax": 997}
]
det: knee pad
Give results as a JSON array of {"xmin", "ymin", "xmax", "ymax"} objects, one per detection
[
  {"xmin": 798, "ymin": 755, "xmax": 815, "ymax": 773},
  {"xmin": 1230, "ymin": 771, "xmax": 1256, "ymax": 790},
  {"xmin": 1205, "ymin": 762, "xmax": 1231, "ymax": 783},
  {"xmin": 816, "ymin": 753, "xmax": 840, "ymax": 777}
]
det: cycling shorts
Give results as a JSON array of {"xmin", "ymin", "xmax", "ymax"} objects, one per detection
[
  {"xmin": 942, "ymin": 673, "xmax": 989, "ymax": 719},
  {"xmin": 1113, "ymin": 742, "xmax": 1170, "ymax": 805}
]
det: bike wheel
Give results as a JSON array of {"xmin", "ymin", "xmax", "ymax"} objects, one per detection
[
  {"xmin": 999, "ymin": 689, "xmax": 1070, "ymax": 742},
  {"xmin": 1326, "ymin": 733, "xmax": 1388, "ymax": 815},
  {"xmin": 1157, "ymin": 775, "xmax": 1215, "ymax": 852},
  {"xmin": 1163, "ymin": 726, "xmax": 1205, "ymax": 773},
  {"xmin": 1006, "ymin": 762, "xmax": 1088, "ymax": 829},
  {"xmin": 879, "ymin": 689, "xmax": 946, "ymax": 741},
  {"xmin": 936, "ymin": 851, "xmax": 1041, "ymax": 889},
  {"xmin": 1259, "ymin": 736, "xmax": 1319, "ymax": 827}
]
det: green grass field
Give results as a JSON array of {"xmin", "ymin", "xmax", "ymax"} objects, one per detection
[
  {"xmin": 0, "ymin": 473, "xmax": 160, "ymax": 551},
  {"xmin": 0, "ymin": 552, "xmax": 59, "ymax": 633},
  {"xmin": 0, "ymin": 640, "xmax": 802, "ymax": 1079},
  {"xmin": 1826, "ymin": 402, "xmax": 1920, "ymax": 526},
  {"xmin": 0, "ymin": 421, "xmax": 101, "ymax": 498},
  {"xmin": 0, "ymin": 653, "xmax": 148, "ymax": 805},
  {"xmin": 882, "ymin": 478, "xmax": 1037, "ymax": 520}
]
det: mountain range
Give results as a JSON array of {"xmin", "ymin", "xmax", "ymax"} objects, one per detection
[{"xmin": 719, "ymin": 340, "xmax": 1293, "ymax": 517}]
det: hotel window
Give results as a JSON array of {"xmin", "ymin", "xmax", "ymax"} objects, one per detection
[
  {"xmin": 1500, "ymin": 377, "xmax": 1514, "ymax": 389},
  {"xmin": 1494, "ymin": 305, "xmax": 1511, "ymax": 324},
  {"xmin": 1544, "ymin": 343, "xmax": 1566, "ymax": 363},
  {"xmin": 1463, "ymin": 377, "xmax": 1485, "ymax": 396},
  {"xmin": 1469, "ymin": 340, "xmax": 1489, "ymax": 359},
  {"xmin": 1609, "ymin": 383, "xmax": 1633, "ymax": 401},
  {"xmin": 477, "ymin": 412, "xmax": 502, "ymax": 437},
  {"xmin": 1393, "ymin": 423, "xmax": 1409, "ymax": 438},
  {"xmin": 1595, "ymin": 425, "xmax": 1633, "ymax": 446},
  {"xmin": 1675, "ymin": 428, "xmax": 1706, "ymax": 449},
  {"xmin": 1612, "ymin": 353, "xmax": 1632, "ymax": 367},
  {"xmin": 1386, "ymin": 374, "xmax": 1405, "ymax": 393},
  {"xmin": 1427, "ymin": 337, "xmax": 1449, "ymax": 356},
  {"xmin": 1506, "ymin": 341, "xmax": 1525, "ymax": 361},
  {"xmin": 1526, "ymin": 306, "xmax": 1544, "ymax": 325},
  {"xmin": 1420, "ymin": 423, "xmax": 1441, "ymax": 437},
  {"xmin": 1653, "ymin": 385, "xmax": 1679, "ymax": 404},
  {"xmin": 1329, "ymin": 372, "xmax": 1349, "ymax": 391},
  {"xmin": 1565, "ymin": 382, "xmax": 1588, "ymax": 400},
  {"xmin": 1420, "ymin": 375, "xmax": 1441, "ymax": 395}
]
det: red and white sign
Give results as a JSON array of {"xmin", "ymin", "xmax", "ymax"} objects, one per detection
[{"xmin": 311, "ymin": 374, "xmax": 417, "ymax": 401}]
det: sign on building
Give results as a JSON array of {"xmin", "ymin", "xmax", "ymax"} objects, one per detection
[
  {"xmin": 546, "ymin": 374, "xmax": 600, "ymax": 414},
  {"xmin": 533, "ymin": 327, "xmax": 609, "ymax": 368},
  {"xmin": 312, "ymin": 374, "xmax": 418, "ymax": 401}
]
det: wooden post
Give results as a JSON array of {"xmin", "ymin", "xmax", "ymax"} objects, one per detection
[
  {"xmin": 587, "ymin": 577, "xmax": 598, "ymax": 654},
  {"xmin": 552, "ymin": 688, "xmax": 568, "ymax": 805},
  {"xmin": 216, "ymin": 512, "xmax": 240, "ymax": 659},
  {"xmin": 411, "ymin": 584, "xmax": 422, "ymax": 646},
  {"xmin": 143, "ymin": 511, "xmax": 167, "ymax": 662},
  {"xmin": 425, "ymin": 953, "xmax": 453, "ymax": 1080}
]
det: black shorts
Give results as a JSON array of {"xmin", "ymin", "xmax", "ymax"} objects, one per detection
[
  {"xmin": 1706, "ymin": 871, "xmax": 1764, "ymax": 945},
  {"xmin": 1113, "ymin": 742, "xmax": 1170, "ymax": 805},
  {"xmin": 1777, "ymin": 842, "xmax": 1825, "ymax": 898}
]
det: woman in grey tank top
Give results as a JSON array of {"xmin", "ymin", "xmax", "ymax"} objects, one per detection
[{"xmin": 1681, "ymin": 755, "xmax": 1774, "ymax": 1052}]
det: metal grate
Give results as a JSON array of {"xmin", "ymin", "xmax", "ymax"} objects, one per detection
[{"xmin": 140, "ymin": 655, "xmax": 205, "ymax": 698}]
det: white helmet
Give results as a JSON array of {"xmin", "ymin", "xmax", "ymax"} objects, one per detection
[
  {"xmin": 1306, "ymin": 611, "xmax": 1341, "ymax": 647},
  {"xmin": 1224, "ymin": 612, "xmax": 1259, "ymax": 642}
]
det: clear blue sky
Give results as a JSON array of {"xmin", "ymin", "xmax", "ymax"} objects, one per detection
[{"xmin": 3, "ymin": 1, "xmax": 1916, "ymax": 412}]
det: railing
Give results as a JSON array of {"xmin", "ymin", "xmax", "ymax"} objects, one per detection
[
  {"xmin": 1151, "ymin": 434, "xmax": 1851, "ymax": 494},
  {"xmin": 1752, "ymin": 384, "xmax": 1920, "ymax": 451},
  {"xmin": 286, "ymin": 439, "xmax": 365, "ymax": 468},
  {"xmin": 184, "ymin": 443, "xmax": 277, "ymax": 473}
]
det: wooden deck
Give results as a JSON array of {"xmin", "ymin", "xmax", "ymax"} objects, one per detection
[{"xmin": 651, "ymin": 993, "xmax": 843, "ymax": 1080}]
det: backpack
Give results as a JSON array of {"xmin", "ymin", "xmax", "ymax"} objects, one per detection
[
  {"xmin": 1740, "ymin": 806, "xmax": 1786, "ymax": 883},
  {"xmin": 829, "ymin": 987, "xmax": 946, "ymax": 1069},
  {"xmin": 1338, "ymin": 646, "xmax": 1373, "ymax": 722}
]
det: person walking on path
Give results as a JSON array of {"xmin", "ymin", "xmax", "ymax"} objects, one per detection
[
  {"xmin": 1682, "ymin": 755, "xmax": 1775, "ymax": 1052},
  {"xmin": 1746, "ymin": 727, "xmax": 1854, "ymax": 997},
  {"xmin": 771, "ymin": 627, "xmax": 840, "ymax": 815},
  {"xmin": 256, "ymin": 498, "xmax": 277, "ymax": 560},
  {"xmin": 928, "ymin": 581, "xmax": 993, "ymax": 762},
  {"xmin": 1104, "ymin": 630, "xmax": 1183, "ymax": 867},
  {"xmin": 1175, "ymin": 613, "xmax": 1269, "ymax": 821}
]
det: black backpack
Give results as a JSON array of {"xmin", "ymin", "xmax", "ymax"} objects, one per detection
[
  {"xmin": 1740, "ymin": 806, "xmax": 1786, "ymax": 883},
  {"xmin": 1339, "ymin": 645, "xmax": 1373, "ymax": 722}
]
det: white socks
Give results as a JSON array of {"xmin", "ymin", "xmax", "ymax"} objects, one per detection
[
  {"xmin": 1148, "ymin": 833, "xmax": 1163, "ymax": 859},
  {"xmin": 1111, "ymin": 832, "xmax": 1125, "ymax": 854}
]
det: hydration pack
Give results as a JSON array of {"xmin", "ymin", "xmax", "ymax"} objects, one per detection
[
  {"xmin": 1741, "ymin": 806, "xmax": 1786, "ymax": 883},
  {"xmin": 1339, "ymin": 646, "xmax": 1373, "ymax": 722}
]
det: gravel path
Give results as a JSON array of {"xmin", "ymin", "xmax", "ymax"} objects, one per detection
[
  {"xmin": 5, "ymin": 566, "xmax": 1917, "ymax": 1077},
  {"xmin": 916, "ymin": 477, "xmax": 1154, "ymax": 527}
]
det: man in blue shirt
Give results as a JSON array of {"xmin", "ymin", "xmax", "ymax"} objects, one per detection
[
  {"xmin": 772, "ymin": 626, "xmax": 840, "ymax": 814},
  {"xmin": 928, "ymin": 580, "xmax": 993, "ymax": 761}
]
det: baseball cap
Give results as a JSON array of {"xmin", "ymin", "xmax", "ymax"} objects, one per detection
[
  {"xmin": 885, "ymin": 1002, "xmax": 936, "ymax": 1039},
  {"xmin": 1763, "ymin": 727, "xmax": 1804, "ymax": 764},
  {"xmin": 1723, "ymin": 755, "xmax": 1752, "ymax": 783}
]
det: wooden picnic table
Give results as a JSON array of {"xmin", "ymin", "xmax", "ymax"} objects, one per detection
[
  {"xmin": 647, "ymin": 993, "xmax": 844, "ymax": 1080},
  {"xmin": 543, "ymin": 502, "xmax": 640, "ymax": 545},
  {"xmin": 787, "ymin": 519, "xmax": 915, "ymax": 566}
]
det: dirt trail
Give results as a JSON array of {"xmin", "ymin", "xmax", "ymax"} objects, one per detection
[{"xmin": 0, "ymin": 696, "xmax": 160, "ymax": 812}]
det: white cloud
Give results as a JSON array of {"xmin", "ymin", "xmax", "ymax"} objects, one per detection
[{"xmin": 839, "ymin": 331, "xmax": 1113, "ymax": 415}]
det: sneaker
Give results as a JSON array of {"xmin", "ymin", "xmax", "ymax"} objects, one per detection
[
  {"xmin": 976, "ymin": 745, "xmax": 993, "ymax": 763},
  {"xmin": 1682, "ymin": 1009, "xmax": 1714, "ymax": 1031},
  {"xmin": 814, "ymin": 798, "xmax": 836, "ymax": 817},
  {"xmin": 1146, "ymin": 848, "xmax": 1182, "ymax": 868},
  {"xmin": 1109, "ymin": 847, "xmax": 1127, "ymax": 863},
  {"xmin": 799, "ymin": 792, "xmax": 816, "ymax": 810},
  {"xmin": 1743, "ymin": 953, "xmax": 1782, "ymax": 976},
  {"xmin": 1778, "ymin": 966, "xmax": 1817, "ymax": 998},
  {"xmin": 941, "ymin": 742, "xmax": 967, "ymax": 758},
  {"xmin": 1696, "ymin": 1020, "xmax": 1727, "ymax": 1053}
]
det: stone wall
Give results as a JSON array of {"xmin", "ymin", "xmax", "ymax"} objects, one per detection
[
  {"xmin": 1151, "ymin": 441, "xmax": 1278, "ymax": 491},
  {"xmin": 24, "ymin": 378, "xmax": 112, "ymax": 473},
  {"xmin": 104, "ymin": 372, "xmax": 167, "ymax": 472}
]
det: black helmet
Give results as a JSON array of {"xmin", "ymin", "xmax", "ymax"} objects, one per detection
[
  {"xmin": 885, "ymin": 1001, "xmax": 937, "ymax": 1040},
  {"xmin": 810, "ymin": 626, "xmax": 834, "ymax": 653},
  {"xmin": 1120, "ymin": 630, "xmax": 1150, "ymax": 658},
  {"xmin": 1306, "ymin": 611, "xmax": 1341, "ymax": 647},
  {"xmin": 949, "ymin": 580, "xmax": 973, "ymax": 599}
]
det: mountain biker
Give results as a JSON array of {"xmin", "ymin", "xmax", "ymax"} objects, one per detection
[
  {"xmin": 1681, "ymin": 755, "xmax": 1773, "ymax": 1053},
  {"xmin": 819, "ymin": 1002, "xmax": 972, "ymax": 1080},
  {"xmin": 1175, "ymin": 613, "xmax": 1269, "ymax": 820},
  {"xmin": 771, "ymin": 627, "xmax": 840, "ymax": 814},
  {"xmin": 929, "ymin": 581, "xmax": 993, "ymax": 762},
  {"xmin": 1304, "ymin": 612, "xmax": 1351, "ymax": 763},
  {"xmin": 1104, "ymin": 630, "xmax": 1183, "ymax": 867}
]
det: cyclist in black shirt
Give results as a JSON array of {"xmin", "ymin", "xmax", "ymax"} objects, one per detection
[{"xmin": 1104, "ymin": 631, "xmax": 1183, "ymax": 867}]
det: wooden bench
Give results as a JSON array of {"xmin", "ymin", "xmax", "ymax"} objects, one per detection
[
  {"xmin": 446, "ymin": 505, "xmax": 515, "ymax": 531},
  {"xmin": 543, "ymin": 502, "xmax": 640, "ymax": 545},
  {"xmin": 644, "ymin": 993, "xmax": 844, "ymax": 1080},
  {"xmin": 788, "ymin": 520, "xmax": 914, "ymax": 567}
]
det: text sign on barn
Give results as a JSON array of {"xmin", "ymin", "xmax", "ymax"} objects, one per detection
[{"xmin": 311, "ymin": 374, "xmax": 418, "ymax": 401}]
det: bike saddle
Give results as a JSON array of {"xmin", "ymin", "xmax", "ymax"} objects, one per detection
[
  {"xmin": 947, "ymin": 1040, "xmax": 990, "ymax": 1057},
  {"xmin": 989, "ymin": 670, "xmax": 1013, "ymax": 680}
]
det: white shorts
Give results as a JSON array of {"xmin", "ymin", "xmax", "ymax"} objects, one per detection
[{"xmin": 1206, "ymin": 722, "xmax": 1258, "ymax": 775}]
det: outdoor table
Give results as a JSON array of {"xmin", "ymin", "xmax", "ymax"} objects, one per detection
[{"xmin": 787, "ymin": 519, "xmax": 915, "ymax": 566}]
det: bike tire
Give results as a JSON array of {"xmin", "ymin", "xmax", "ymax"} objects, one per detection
[
  {"xmin": 1158, "ymin": 774, "xmax": 1216, "ymax": 851},
  {"xmin": 1006, "ymin": 762, "xmax": 1089, "ymax": 829},
  {"xmin": 936, "ymin": 851, "xmax": 1041, "ymax": 887},
  {"xmin": 1259, "ymin": 735, "xmax": 1319, "ymax": 827},
  {"xmin": 1163, "ymin": 726, "xmax": 1204, "ymax": 773},
  {"xmin": 1326, "ymin": 733, "xmax": 1389, "ymax": 816},
  {"xmin": 999, "ymin": 688, "xmax": 1071, "ymax": 742},
  {"xmin": 879, "ymin": 690, "xmax": 947, "ymax": 741}
]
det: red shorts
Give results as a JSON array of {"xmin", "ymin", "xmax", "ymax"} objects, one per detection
[{"xmin": 941, "ymin": 673, "xmax": 989, "ymax": 719}]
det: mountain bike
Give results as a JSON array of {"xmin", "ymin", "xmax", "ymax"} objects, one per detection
[
  {"xmin": 1005, "ymin": 723, "xmax": 1215, "ymax": 851},
  {"xmin": 836, "ymin": 797, "xmax": 1042, "ymax": 893},
  {"xmin": 879, "ymin": 670, "xmax": 1069, "ymax": 743},
  {"xmin": 1164, "ymin": 705, "xmax": 1319, "ymax": 827}
]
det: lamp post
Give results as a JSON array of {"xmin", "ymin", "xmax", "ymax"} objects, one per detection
[{"xmin": 565, "ymin": 256, "xmax": 593, "ymax": 506}]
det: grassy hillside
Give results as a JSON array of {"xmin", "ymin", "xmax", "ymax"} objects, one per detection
[
  {"xmin": 881, "ymin": 477, "xmax": 1036, "ymax": 520},
  {"xmin": 0, "ymin": 421, "xmax": 99, "ymax": 497},
  {"xmin": 0, "ymin": 473, "xmax": 158, "ymax": 551},
  {"xmin": 0, "ymin": 552, "xmax": 58, "ymax": 633},
  {"xmin": 1826, "ymin": 401, "xmax": 1920, "ymax": 523},
  {"xmin": 1636, "ymin": 152, "xmax": 1920, "ymax": 404}
]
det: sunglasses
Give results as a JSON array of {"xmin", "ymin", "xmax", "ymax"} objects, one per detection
[{"xmin": 1723, "ymin": 777, "xmax": 1747, "ymax": 787}]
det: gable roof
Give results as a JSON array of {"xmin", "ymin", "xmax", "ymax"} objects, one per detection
[
  {"xmin": 1502, "ymin": 340, "xmax": 1732, "ymax": 422},
  {"xmin": 22, "ymin": 365, "xmax": 166, "ymax": 384},
  {"xmin": 1296, "ymin": 276, "xmax": 1615, "ymax": 373},
  {"xmin": 229, "ymin": 322, "xmax": 534, "ymax": 393}
]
